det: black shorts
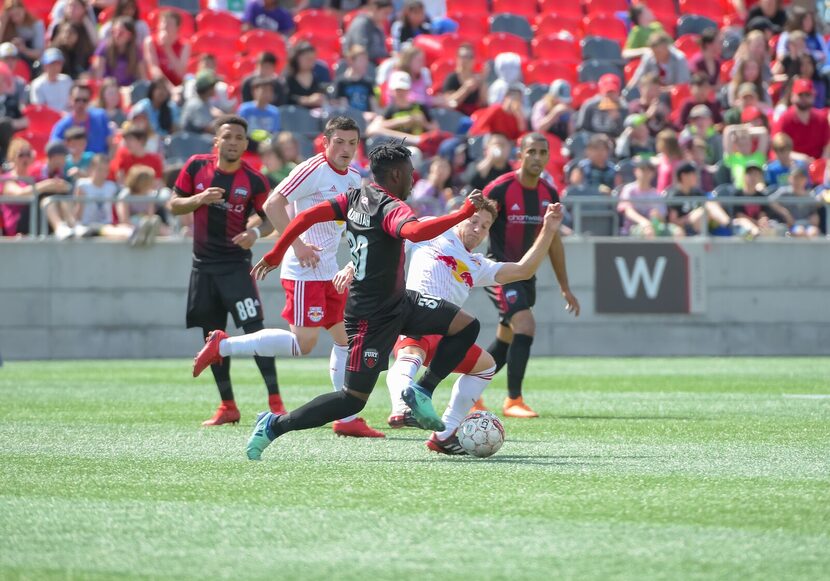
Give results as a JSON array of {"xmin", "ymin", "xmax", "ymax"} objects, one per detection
[
  {"xmin": 186, "ymin": 265, "xmax": 264, "ymax": 330},
  {"xmin": 485, "ymin": 277, "xmax": 536, "ymax": 325},
  {"xmin": 344, "ymin": 290, "xmax": 460, "ymax": 393}
]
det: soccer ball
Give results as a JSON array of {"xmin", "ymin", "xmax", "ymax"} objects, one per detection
[{"xmin": 457, "ymin": 411, "xmax": 505, "ymax": 458}]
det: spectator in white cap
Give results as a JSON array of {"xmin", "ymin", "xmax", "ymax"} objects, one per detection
[
  {"xmin": 29, "ymin": 47, "xmax": 73, "ymax": 112},
  {"xmin": 531, "ymin": 79, "xmax": 574, "ymax": 142},
  {"xmin": 367, "ymin": 70, "xmax": 437, "ymax": 140},
  {"xmin": 0, "ymin": 42, "xmax": 26, "ymax": 106},
  {"xmin": 487, "ymin": 52, "xmax": 524, "ymax": 106}
]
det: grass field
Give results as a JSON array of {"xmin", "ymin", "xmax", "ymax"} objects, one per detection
[{"xmin": 1, "ymin": 357, "xmax": 829, "ymax": 580}]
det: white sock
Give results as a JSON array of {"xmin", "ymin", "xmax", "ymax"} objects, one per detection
[
  {"xmin": 436, "ymin": 365, "xmax": 496, "ymax": 440},
  {"xmin": 330, "ymin": 343, "xmax": 357, "ymax": 423},
  {"xmin": 219, "ymin": 329, "xmax": 300, "ymax": 358},
  {"xmin": 386, "ymin": 354, "xmax": 423, "ymax": 415}
]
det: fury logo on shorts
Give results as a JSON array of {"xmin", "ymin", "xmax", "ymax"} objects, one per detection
[
  {"xmin": 307, "ymin": 306, "xmax": 324, "ymax": 323},
  {"xmin": 505, "ymin": 289, "xmax": 518, "ymax": 304},
  {"xmin": 363, "ymin": 348, "xmax": 379, "ymax": 369}
]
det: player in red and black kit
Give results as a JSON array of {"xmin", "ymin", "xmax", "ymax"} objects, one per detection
[
  {"xmin": 483, "ymin": 132, "xmax": 581, "ymax": 418},
  {"xmin": 245, "ymin": 143, "xmax": 487, "ymax": 460},
  {"xmin": 170, "ymin": 115, "xmax": 280, "ymax": 426}
]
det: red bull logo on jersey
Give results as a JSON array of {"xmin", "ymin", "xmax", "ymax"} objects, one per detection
[
  {"xmin": 363, "ymin": 348, "xmax": 379, "ymax": 369},
  {"xmin": 436, "ymin": 255, "xmax": 474, "ymax": 288},
  {"xmin": 308, "ymin": 306, "xmax": 324, "ymax": 323}
]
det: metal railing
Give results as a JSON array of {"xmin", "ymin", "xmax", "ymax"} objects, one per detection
[{"xmin": 2, "ymin": 192, "xmax": 828, "ymax": 239}]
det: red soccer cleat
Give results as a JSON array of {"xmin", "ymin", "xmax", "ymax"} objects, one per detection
[
  {"xmin": 193, "ymin": 330, "xmax": 228, "ymax": 377},
  {"xmin": 268, "ymin": 393, "xmax": 286, "ymax": 415},
  {"xmin": 425, "ymin": 431, "xmax": 467, "ymax": 455},
  {"xmin": 387, "ymin": 410, "xmax": 421, "ymax": 429},
  {"xmin": 332, "ymin": 417, "xmax": 385, "ymax": 438},
  {"xmin": 202, "ymin": 401, "xmax": 240, "ymax": 426}
]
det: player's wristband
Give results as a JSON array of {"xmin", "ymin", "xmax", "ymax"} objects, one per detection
[{"xmin": 251, "ymin": 226, "xmax": 262, "ymax": 239}]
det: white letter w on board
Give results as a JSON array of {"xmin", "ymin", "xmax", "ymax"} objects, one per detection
[{"xmin": 614, "ymin": 256, "xmax": 667, "ymax": 299}]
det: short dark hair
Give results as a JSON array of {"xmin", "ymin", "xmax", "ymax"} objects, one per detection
[
  {"xmin": 71, "ymin": 82, "xmax": 91, "ymax": 97},
  {"xmin": 64, "ymin": 126, "xmax": 87, "ymax": 141},
  {"xmin": 252, "ymin": 76, "xmax": 273, "ymax": 90},
  {"xmin": 520, "ymin": 132, "xmax": 549, "ymax": 151},
  {"xmin": 369, "ymin": 141, "xmax": 411, "ymax": 182},
  {"xmin": 214, "ymin": 115, "xmax": 248, "ymax": 134},
  {"xmin": 258, "ymin": 51, "xmax": 277, "ymax": 66},
  {"xmin": 676, "ymin": 162, "xmax": 697, "ymax": 180},
  {"xmin": 123, "ymin": 126, "xmax": 148, "ymax": 142},
  {"xmin": 324, "ymin": 116, "xmax": 361, "ymax": 140}
]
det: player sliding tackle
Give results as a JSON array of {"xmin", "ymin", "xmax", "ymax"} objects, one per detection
[
  {"xmin": 333, "ymin": 199, "xmax": 564, "ymax": 454},
  {"xmin": 192, "ymin": 117, "xmax": 385, "ymax": 438},
  {"xmin": 245, "ymin": 143, "xmax": 488, "ymax": 460}
]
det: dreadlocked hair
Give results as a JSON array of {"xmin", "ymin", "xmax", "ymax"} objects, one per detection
[{"xmin": 369, "ymin": 141, "xmax": 411, "ymax": 183}]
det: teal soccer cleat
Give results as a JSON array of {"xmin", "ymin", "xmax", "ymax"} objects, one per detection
[
  {"xmin": 246, "ymin": 411, "xmax": 279, "ymax": 461},
  {"xmin": 401, "ymin": 384, "xmax": 446, "ymax": 432}
]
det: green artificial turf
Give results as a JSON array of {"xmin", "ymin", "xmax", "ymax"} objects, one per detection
[{"xmin": 1, "ymin": 358, "xmax": 828, "ymax": 580}]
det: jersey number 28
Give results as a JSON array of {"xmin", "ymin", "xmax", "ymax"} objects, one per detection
[{"xmin": 346, "ymin": 231, "xmax": 368, "ymax": 281}]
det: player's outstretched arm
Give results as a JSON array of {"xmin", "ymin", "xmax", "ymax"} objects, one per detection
[
  {"xmin": 251, "ymin": 201, "xmax": 334, "ymax": 280},
  {"xmin": 398, "ymin": 189, "xmax": 485, "ymax": 243},
  {"xmin": 496, "ymin": 203, "xmax": 564, "ymax": 284}
]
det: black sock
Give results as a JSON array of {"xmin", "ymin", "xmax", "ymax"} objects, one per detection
[
  {"xmin": 418, "ymin": 318, "xmax": 480, "ymax": 393},
  {"xmin": 243, "ymin": 322, "xmax": 279, "ymax": 395},
  {"xmin": 506, "ymin": 334, "xmax": 534, "ymax": 399},
  {"xmin": 210, "ymin": 358, "xmax": 234, "ymax": 402},
  {"xmin": 487, "ymin": 336, "xmax": 510, "ymax": 374},
  {"xmin": 272, "ymin": 390, "xmax": 366, "ymax": 436}
]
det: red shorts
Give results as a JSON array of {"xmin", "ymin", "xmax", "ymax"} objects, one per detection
[
  {"xmin": 392, "ymin": 334, "xmax": 482, "ymax": 375},
  {"xmin": 281, "ymin": 279, "xmax": 347, "ymax": 328}
]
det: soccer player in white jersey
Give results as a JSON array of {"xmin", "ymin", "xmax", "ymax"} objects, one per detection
[
  {"xmin": 193, "ymin": 116, "xmax": 385, "ymax": 438},
  {"xmin": 335, "ymin": 198, "xmax": 564, "ymax": 453}
]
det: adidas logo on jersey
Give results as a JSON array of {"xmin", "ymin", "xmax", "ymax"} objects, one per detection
[{"xmin": 511, "ymin": 203, "xmax": 521, "ymax": 211}]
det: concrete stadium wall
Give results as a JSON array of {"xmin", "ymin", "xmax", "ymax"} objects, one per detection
[{"xmin": 1, "ymin": 238, "xmax": 829, "ymax": 360}]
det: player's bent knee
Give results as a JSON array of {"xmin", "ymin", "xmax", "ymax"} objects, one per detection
[
  {"xmin": 343, "ymin": 388, "xmax": 370, "ymax": 404},
  {"xmin": 448, "ymin": 310, "xmax": 476, "ymax": 335},
  {"xmin": 472, "ymin": 350, "xmax": 496, "ymax": 373},
  {"xmin": 398, "ymin": 346, "xmax": 426, "ymax": 360},
  {"xmin": 510, "ymin": 311, "xmax": 536, "ymax": 336}
]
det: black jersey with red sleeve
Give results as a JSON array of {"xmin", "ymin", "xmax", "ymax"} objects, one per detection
[
  {"xmin": 174, "ymin": 154, "xmax": 269, "ymax": 270},
  {"xmin": 330, "ymin": 183, "xmax": 417, "ymax": 319},
  {"xmin": 483, "ymin": 171, "xmax": 560, "ymax": 263}
]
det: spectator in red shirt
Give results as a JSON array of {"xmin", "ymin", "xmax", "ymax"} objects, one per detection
[
  {"xmin": 143, "ymin": 9, "xmax": 190, "ymax": 87},
  {"xmin": 110, "ymin": 125, "xmax": 163, "ymax": 183},
  {"xmin": 774, "ymin": 78, "xmax": 830, "ymax": 160},
  {"xmin": 468, "ymin": 84, "xmax": 527, "ymax": 141}
]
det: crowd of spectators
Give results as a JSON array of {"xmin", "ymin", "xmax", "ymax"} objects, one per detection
[{"xmin": 1, "ymin": 0, "xmax": 829, "ymax": 241}]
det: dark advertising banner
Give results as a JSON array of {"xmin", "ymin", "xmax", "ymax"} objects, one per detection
[{"xmin": 595, "ymin": 242, "xmax": 705, "ymax": 314}]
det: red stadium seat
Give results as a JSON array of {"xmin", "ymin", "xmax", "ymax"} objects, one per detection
[
  {"xmin": 19, "ymin": 130, "xmax": 50, "ymax": 160},
  {"xmin": 430, "ymin": 59, "xmax": 457, "ymax": 92},
  {"xmin": 678, "ymin": 0, "xmax": 724, "ymax": 22},
  {"xmin": 22, "ymin": 105, "xmax": 63, "ymax": 136},
  {"xmin": 447, "ymin": 0, "xmax": 488, "ymax": 16},
  {"xmin": 481, "ymin": 33, "xmax": 530, "ymax": 60},
  {"xmin": 21, "ymin": 0, "xmax": 52, "ymax": 21},
  {"xmin": 809, "ymin": 158, "xmax": 826, "ymax": 185},
  {"xmin": 449, "ymin": 12, "xmax": 489, "ymax": 37},
  {"xmin": 147, "ymin": 7, "xmax": 195, "ymax": 38},
  {"xmin": 294, "ymin": 9, "xmax": 341, "ymax": 34},
  {"xmin": 647, "ymin": 0, "xmax": 679, "ymax": 16},
  {"xmin": 98, "ymin": 5, "xmax": 116, "ymax": 23},
  {"xmin": 13, "ymin": 58, "xmax": 30, "ymax": 83},
  {"xmin": 675, "ymin": 34, "xmax": 701, "ymax": 60},
  {"xmin": 291, "ymin": 32, "xmax": 341, "ymax": 57},
  {"xmin": 670, "ymin": 84, "xmax": 691, "ymax": 110},
  {"xmin": 525, "ymin": 60, "xmax": 578, "ymax": 85},
  {"xmin": 719, "ymin": 59, "xmax": 733, "ymax": 84},
  {"xmin": 584, "ymin": 0, "xmax": 628, "ymax": 16},
  {"xmin": 492, "ymin": 0, "xmax": 537, "ymax": 18},
  {"xmin": 534, "ymin": 14, "xmax": 583, "ymax": 38},
  {"xmin": 196, "ymin": 10, "xmax": 242, "ymax": 36},
  {"xmin": 624, "ymin": 58, "xmax": 640, "ymax": 82},
  {"xmin": 582, "ymin": 15, "xmax": 628, "ymax": 47},
  {"xmin": 538, "ymin": 0, "xmax": 583, "ymax": 19},
  {"xmin": 230, "ymin": 57, "xmax": 259, "ymax": 82},
  {"xmin": 413, "ymin": 34, "xmax": 444, "ymax": 65},
  {"xmin": 532, "ymin": 35, "xmax": 581, "ymax": 62},
  {"xmin": 654, "ymin": 10, "xmax": 678, "ymax": 37},
  {"xmin": 571, "ymin": 82, "xmax": 598, "ymax": 109},
  {"xmin": 238, "ymin": 30, "xmax": 288, "ymax": 61},
  {"xmin": 191, "ymin": 31, "xmax": 239, "ymax": 56}
]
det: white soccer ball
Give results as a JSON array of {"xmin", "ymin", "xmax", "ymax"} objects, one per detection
[{"xmin": 457, "ymin": 411, "xmax": 505, "ymax": 458}]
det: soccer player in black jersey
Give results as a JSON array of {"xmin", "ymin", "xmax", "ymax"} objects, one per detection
[
  {"xmin": 483, "ymin": 132, "xmax": 581, "ymax": 418},
  {"xmin": 245, "ymin": 143, "xmax": 487, "ymax": 460},
  {"xmin": 170, "ymin": 115, "xmax": 279, "ymax": 426}
]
